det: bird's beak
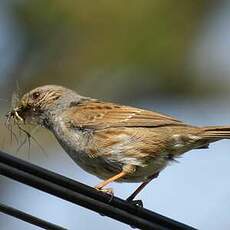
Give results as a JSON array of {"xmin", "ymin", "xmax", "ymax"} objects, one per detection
[{"xmin": 6, "ymin": 105, "xmax": 25, "ymax": 123}]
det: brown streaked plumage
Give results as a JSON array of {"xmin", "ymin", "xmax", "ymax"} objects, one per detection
[
  {"xmin": 65, "ymin": 100, "xmax": 185, "ymax": 129},
  {"xmin": 7, "ymin": 85, "xmax": 230, "ymax": 203}
]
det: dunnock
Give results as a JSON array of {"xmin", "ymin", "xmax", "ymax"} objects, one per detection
[{"xmin": 7, "ymin": 85, "xmax": 230, "ymax": 202}]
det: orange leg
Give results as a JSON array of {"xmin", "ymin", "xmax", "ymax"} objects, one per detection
[
  {"xmin": 95, "ymin": 171, "xmax": 127, "ymax": 190},
  {"xmin": 95, "ymin": 165, "xmax": 136, "ymax": 191}
]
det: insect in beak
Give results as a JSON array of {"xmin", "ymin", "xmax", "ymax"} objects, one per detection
[{"xmin": 6, "ymin": 106, "xmax": 24, "ymax": 123}]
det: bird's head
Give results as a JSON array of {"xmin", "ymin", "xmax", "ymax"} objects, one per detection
[{"xmin": 6, "ymin": 85, "xmax": 83, "ymax": 127}]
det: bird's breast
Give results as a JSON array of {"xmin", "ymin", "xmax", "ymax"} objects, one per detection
[{"xmin": 51, "ymin": 119, "xmax": 172, "ymax": 182}]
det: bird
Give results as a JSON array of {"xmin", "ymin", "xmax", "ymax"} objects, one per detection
[{"xmin": 7, "ymin": 85, "xmax": 230, "ymax": 203}]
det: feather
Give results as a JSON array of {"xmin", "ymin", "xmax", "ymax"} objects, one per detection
[
  {"xmin": 201, "ymin": 126, "xmax": 230, "ymax": 139},
  {"xmin": 64, "ymin": 99, "xmax": 185, "ymax": 129}
]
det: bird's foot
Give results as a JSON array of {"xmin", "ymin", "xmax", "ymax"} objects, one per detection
[
  {"xmin": 95, "ymin": 187, "xmax": 114, "ymax": 195},
  {"xmin": 127, "ymin": 199, "xmax": 143, "ymax": 208},
  {"xmin": 95, "ymin": 187, "xmax": 114, "ymax": 217},
  {"xmin": 95, "ymin": 186, "xmax": 114, "ymax": 203}
]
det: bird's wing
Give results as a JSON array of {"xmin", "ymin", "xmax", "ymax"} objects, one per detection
[{"xmin": 64, "ymin": 99, "xmax": 185, "ymax": 129}]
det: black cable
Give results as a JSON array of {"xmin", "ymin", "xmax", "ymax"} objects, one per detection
[
  {"xmin": 0, "ymin": 162, "xmax": 166, "ymax": 230},
  {"xmin": 0, "ymin": 150, "xmax": 197, "ymax": 230},
  {"xmin": 0, "ymin": 202, "xmax": 67, "ymax": 230}
]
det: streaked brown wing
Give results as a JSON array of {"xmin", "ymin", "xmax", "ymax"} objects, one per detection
[
  {"xmin": 88, "ymin": 127, "xmax": 159, "ymax": 166},
  {"xmin": 64, "ymin": 99, "xmax": 185, "ymax": 129}
]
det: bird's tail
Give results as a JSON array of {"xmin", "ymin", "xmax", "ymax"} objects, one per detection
[{"xmin": 201, "ymin": 126, "xmax": 230, "ymax": 139}]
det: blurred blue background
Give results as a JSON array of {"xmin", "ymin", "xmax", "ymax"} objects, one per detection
[{"xmin": 0, "ymin": 1, "xmax": 230, "ymax": 229}]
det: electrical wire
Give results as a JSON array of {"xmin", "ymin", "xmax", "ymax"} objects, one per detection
[
  {"xmin": 0, "ymin": 202, "xmax": 67, "ymax": 230},
  {"xmin": 0, "ymin": 150, "xmax": 197, "ymax": 230}
]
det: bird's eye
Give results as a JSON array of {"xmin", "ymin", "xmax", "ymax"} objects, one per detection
[{"xmin": 32, "ymin": 92, "xmax": 40, "ymax": 100}]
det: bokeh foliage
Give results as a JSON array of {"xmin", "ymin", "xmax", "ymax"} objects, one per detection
[{"xmin": 10, "ymin": 0, "xmax": 213, "ymax": 100}]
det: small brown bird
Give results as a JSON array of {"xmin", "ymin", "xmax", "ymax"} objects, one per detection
[{"xmin": 7, "ymin": 85, "xmax": 230, "ymax": 202}]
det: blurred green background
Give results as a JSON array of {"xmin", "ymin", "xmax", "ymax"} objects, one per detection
[
  {"xmin": 1, "ymin": 0, "xmax": 223, "ymax": 101},
  {"xmin": 1, "ymin": 1, "xmax": 230, "ymax": 230}
]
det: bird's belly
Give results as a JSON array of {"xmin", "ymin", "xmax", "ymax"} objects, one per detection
[
  {"xmin": 66, "ymin": 148, "xmax": 124, "ymax": 179},
  {"xmin": 54, "ymin": 125, "xmax": 170, "ymax": 182},
  {"xmin": 66, "ymin": 147, "xmax": 169, "ymax": 183},
  {"xmin": 119, "ymin": 155, "xmax": 169, "ymax": 182}
]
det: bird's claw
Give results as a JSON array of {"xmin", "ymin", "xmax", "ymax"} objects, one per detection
[
  {"xmin": 95, "ymin": 187, "xmax": 114, "ymax": 203},
  {"xmin": 95, "ymin": 187, "xmax": 114, "ymax": 195},
  {"xmin": 127, "ymin": 199, "xmax": 143, "ymax": 207}
]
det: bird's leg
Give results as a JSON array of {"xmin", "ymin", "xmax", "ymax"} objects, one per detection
[
  {"xmin": 95, "ymin": 171, "xmax": 126, "ymax": 195},
  {"xmin": 95, "ymin": 165, "xmax": 136, "ymax": 195},
  {"xmin": 126, "ymin": 172, "xmax": 159, "ymax": 206}
]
